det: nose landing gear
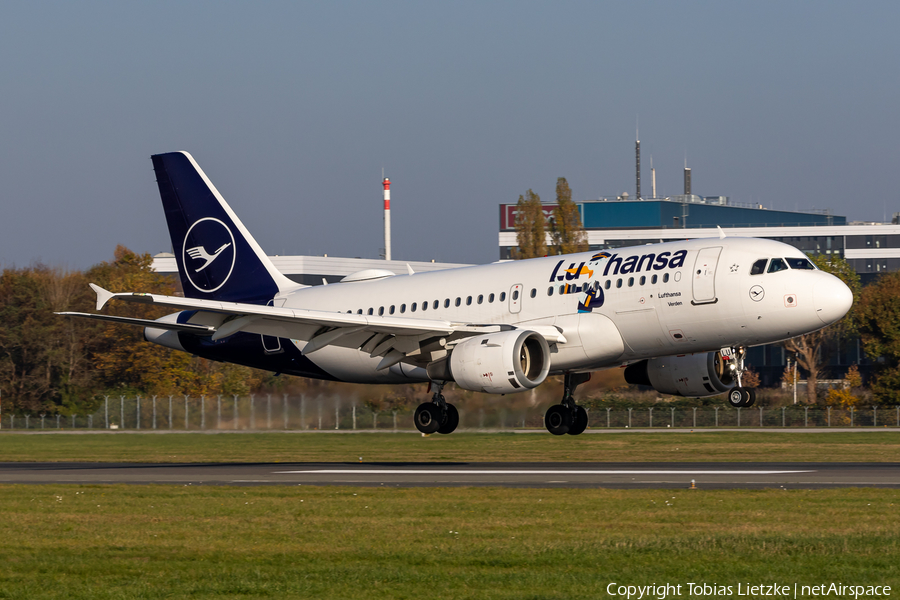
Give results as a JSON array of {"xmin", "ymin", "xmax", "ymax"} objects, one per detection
[
  {"xmin": 723, "ymin": 346, "xmax": 756, "ymax": 408},
  {"xmin": 414, "ymin": 382, "xmax": 459, "ymax": 435},
  {"xmin": 545, "ymin": 372, "xmax": 590, "ymax": 436}
]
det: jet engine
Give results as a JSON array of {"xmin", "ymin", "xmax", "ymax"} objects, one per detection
[
  {"xmin": 623, "ymin": 351, "xmax": 736, "ymax": 397},
  {"xmin": 426, "ymin": 330, "xmax": 551, "ymax": 394}
]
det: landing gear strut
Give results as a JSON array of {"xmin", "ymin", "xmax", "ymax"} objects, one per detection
[
  {"xmin": 723, "ymin": 346, "xmax": 756, "ymax": 408},
  {"xmin": 414, "ymin": 383, "xmax": 459, "ymax": 435},
  {"xmin": 545, "ymin": 372, "xmax": 590, "ymax": 436}
]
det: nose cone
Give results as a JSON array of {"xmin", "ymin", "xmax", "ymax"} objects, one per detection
[{"xmin": 813, "ymin": 274, "xmax": 853, "ymax": 325}]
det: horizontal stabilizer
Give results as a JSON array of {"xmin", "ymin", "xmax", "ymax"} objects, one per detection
[
  {"xmin": 90, "ymin": 283, "xmax": 115, "ymax": 311},
  {"xmin": 56, "ymin": 312, "xmax": 215, "ymax": 335}
]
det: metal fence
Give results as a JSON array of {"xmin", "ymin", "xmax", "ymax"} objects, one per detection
[{"xmin": 1, "ymin": 396, "xmax": 899, "ymax": 430}]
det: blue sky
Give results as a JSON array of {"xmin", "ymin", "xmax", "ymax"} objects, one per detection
[{"xmin": 1, "ymin": 1, "xmax": 898, "ymax": 268}]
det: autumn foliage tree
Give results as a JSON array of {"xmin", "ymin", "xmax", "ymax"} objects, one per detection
[
  {"xmin": 548, "ymin": 177, "xmax": 588, "ymax": 255},
  {"xmin": 0, "ymin": 246, "xmax": 268, "ymax": 415},
  {"xmin": 0, "ymin": 265, "xmax": 96, "ymax": 414},
  {"xmin": 856, "ymin": 271, "xmax": 900, "ymax": 405},
  {"xmin": 513, "ymin": 189, "xmax": 546, "ymax": 259}
]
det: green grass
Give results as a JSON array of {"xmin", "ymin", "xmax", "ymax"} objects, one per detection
[
  {"xmin": 1, "ymin": 431, "xmax": 900, "ymax": 463},
  {"xmin": 0, "ymin": 484, "xmax": 897, "ymax": 599}
]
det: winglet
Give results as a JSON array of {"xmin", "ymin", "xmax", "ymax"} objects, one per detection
[
  {"xmin": 717, "ymin": 226, "xmax": 726, "ymax": 239},
  {"xmin": 406, "ymin": 264, "xmax": 415, "ymax": 276},
  {"xmin": 90, "ymin": 284, "xmax": 115, "ymax": 311}
]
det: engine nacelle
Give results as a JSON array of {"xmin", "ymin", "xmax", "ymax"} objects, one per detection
[
  {"xmin": 426, "ymin": 330, "xmax": 551, "ymax": 394},
  {"xmin": 623, "ymin": 351, "xmax": 736, "ymax": 397}
]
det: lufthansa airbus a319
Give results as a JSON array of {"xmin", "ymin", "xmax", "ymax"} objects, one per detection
[{"xmin": 60, "ymin": 152, "xmax": 854, "ymax": 435}]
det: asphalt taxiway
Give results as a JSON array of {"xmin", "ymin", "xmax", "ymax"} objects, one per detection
[{"xmin": 0, "ymin": 461, "xmax": 897, "ymax": 489}]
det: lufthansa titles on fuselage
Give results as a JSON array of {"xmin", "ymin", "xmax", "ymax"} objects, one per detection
[{"xmin": 548, "ymin": 249, "xmax": 688, "ymax": 284}]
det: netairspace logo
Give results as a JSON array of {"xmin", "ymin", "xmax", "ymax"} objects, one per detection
[{"xmin": 605, "ymin": 582, "xmax": 892, "ymax": 600}]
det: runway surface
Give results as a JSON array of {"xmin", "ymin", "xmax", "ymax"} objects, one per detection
[{"xmin": 0, "ymin": 461, "xmax": 898, "ymax": 488}]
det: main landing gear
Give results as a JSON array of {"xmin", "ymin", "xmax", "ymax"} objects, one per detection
[
  {"xmin": 723, "ymin": 346, "xmax": 756, "ymax": 408},
  {"xmin": 414, "ymin": 383, "xmax": 459, "ymax": 435},
  {"xmin": 544, "ymin": 372, "xmax": 591, "ymax": 436}
]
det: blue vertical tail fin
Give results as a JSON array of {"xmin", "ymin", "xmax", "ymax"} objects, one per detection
[{"xmin": 151, "ymin": 151, "xmax": 299, "ymax": 305}]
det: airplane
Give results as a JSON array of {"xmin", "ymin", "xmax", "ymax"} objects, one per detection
[{"xmin": 59, "ymin": 152, "xmax": 854, "ymax": 436}]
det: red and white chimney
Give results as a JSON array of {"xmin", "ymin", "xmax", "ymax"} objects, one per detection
[{"xmin": 382, "ymin": 177, "xmax": 391, "ymax": 261}]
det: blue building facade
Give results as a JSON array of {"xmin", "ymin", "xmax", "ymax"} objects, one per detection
[{"xmin": 580, "ymin": 200, "xmax": 844, "ymax": 230}]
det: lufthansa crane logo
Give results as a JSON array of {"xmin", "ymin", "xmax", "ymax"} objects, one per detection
[{"xmin": 182, "ymin": 218, "xmax": 236, "ymax": 293}]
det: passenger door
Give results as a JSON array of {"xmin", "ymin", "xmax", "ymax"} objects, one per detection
[{"xmin": 692, "ymin": 247, "xmax": 722, "ymax": 305}]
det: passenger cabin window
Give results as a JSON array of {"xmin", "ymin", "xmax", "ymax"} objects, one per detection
[
  {"xmin": 767, "ymin": 258, "xmax": 789, "ymax": 273},
  {"xmin": 786, "ymin": 257, "xmax": 815, "ymax": 270},
  {"xmin": 750, "ymin": 258, "xmax": 768, "ymax": 275}
]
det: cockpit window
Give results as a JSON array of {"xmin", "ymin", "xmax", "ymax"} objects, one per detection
[
  {"xmin": 750, "ymin": 259, "xmax": 768, "ymax": 275},
  {"xmin": 786, "ymin": 257, "xmax": 815, "ymax": 270},
  {"xmin": 767, "ymin": 258, "xmax": 789, "ymax": 273}
]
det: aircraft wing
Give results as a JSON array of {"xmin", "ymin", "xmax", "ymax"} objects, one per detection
[{"xmin": 58, "ymin": 285, "xmax": 566, "ymax": 371}]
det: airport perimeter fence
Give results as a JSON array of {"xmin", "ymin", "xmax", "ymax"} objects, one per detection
[{"xmin": 1, "ymin": 395, "xmax": 899, "ymax": 431}]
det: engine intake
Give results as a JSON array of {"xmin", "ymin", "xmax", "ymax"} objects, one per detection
[
  {"xmin": 624, "ymin": 351, "xmax": 736, "ymax": 397},
  {"xmin": 426, "ymin": 330, "xmax": 550, "ymax": 394}
]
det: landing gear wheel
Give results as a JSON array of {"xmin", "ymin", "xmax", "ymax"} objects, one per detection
[
  {"xmin": 545, "ymin": 405, "xmax": 572, "ymax": 436},
  {"xmin": 744, "ymin": 388, "xmax": 756, "ymax": 407},
  {"xmin": 437, "ymin": 404, "xmax": 459, "ymax": 435},
  {"xmin": 568, "ymin": 406, "xmax": 589, "ymax": 436},
  {"xmin": 414, "ymin": 402, "xmax": 442, "ymax": 434},
  {"xmin": 727, "ymin": 388, "xmax": 747, "ymax": 408},
  {"xmin": 727, "ymin": 387, "xmax": 756, "ymax": 408}
]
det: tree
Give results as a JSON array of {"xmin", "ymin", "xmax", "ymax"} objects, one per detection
[
  {"xmin": 85, "ymin": 246, "xmax": 266, "ymax": 398},
  {"xmin": 548, "ymin": 177, "xmax": 588, "ymax": 255},
  {"xmin": 856, "ymin": 271, "xmax": 900, "ymax": 405},
  {"xmin": 0, "ymin": 265, "xmax": 101, "ymax": 415},
  {"xmin": 513, "ymin": 189, "xmax": 546, "ymax": 259},
  {"xmin": 782, "ymin": 255, "xmax": 860, "ymax": 404}
]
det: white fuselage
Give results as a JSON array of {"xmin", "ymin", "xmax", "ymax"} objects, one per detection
[{"xmin": 271, "ymin": 237, "xmax": 851, "ymax": 384}]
